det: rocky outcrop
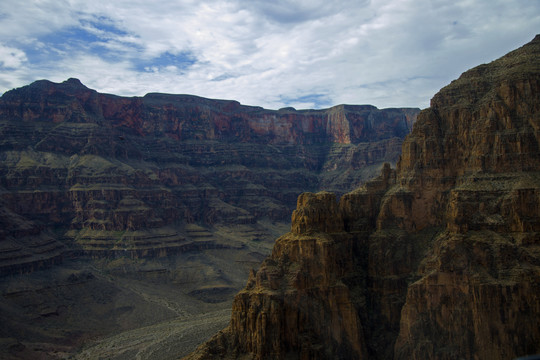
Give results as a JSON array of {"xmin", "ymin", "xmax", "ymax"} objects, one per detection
[
  {"xmin": 185, "ymin": 35, "xmax": 540, "ymax": 360},
  {"xmin": 391, "ymin": 34, "xmax": 540, "ymax": 360},
  {"xmin": 0, "ymin": 80, "xmax": 418, "ymax": 275},
  {"xmin": 187, "ymin": 192, "xmax": 367, "ymax": 360}
]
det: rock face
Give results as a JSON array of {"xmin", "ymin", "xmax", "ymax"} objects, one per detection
[
  {"xmin": 0, "ymin": 79, "xmax": 419, "ymax": 358},
  {"xmin": 0, "ymin": 79, "xmax": 417, "ymax": 275},
  {"xmin": 184, "ymin": 36, "xmax": 540, "ymax": 360}
]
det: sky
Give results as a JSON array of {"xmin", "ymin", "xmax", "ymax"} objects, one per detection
[{"xmin": 0, "ymin": 1, "xmax": 539, "ymax": 110}]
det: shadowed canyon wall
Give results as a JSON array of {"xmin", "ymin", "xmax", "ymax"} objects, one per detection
[
  {"xmin": 185, "ymin": 35, "xmax": 540, "ymax": 360},
  {"xmin": 0, "ymin": 79, "xmax": 417, "ymax": 275}
]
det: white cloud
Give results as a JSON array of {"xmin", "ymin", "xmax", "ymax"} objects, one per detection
[
  {"xmin": 0, "ymin": 0, "xmax": 539, "ymax": 109},
  {"xmin": 0, "ymin": 44, "xmax": 27, "ymax": 68}
]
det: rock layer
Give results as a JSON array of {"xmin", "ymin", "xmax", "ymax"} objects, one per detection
[
  {"xmin": 0, "ymin": 79, "xmax": 418, "ymax": 275},
  {"xmin": 185, "ymin": 35, "xmax": 540, "ymax": 360}
]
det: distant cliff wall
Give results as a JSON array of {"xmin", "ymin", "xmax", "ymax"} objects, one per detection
[{"xmin": 0, "ymin": 80, "xmax": 418, "ymax": 275}]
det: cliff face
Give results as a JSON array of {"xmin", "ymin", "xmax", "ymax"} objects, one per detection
[
  {"xmin": 185, "ymin": 36, "xmax": 540, "ymax": 360},
  {"xmin": 392, "ymin": 35, "xmax": 540, "ymax": 360},
  {"xmin": 0, "ymin": 80, "xmax": 417, "ymax": 275}
]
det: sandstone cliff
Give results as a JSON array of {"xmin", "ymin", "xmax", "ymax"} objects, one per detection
[
  {"xmin": 0, "ymin": 79, "xmax": 418, "ymax": 276},
  {"xmin": 184, "ymin": 35, "xmax": 540, "ymax": 360}
]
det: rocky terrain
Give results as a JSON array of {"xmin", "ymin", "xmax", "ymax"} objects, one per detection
[
  {"xmin": 185, "ymin": 35, "xmax": 540, "ymax": 360},
  {"xmin": 0, "ymin": 78, "xmax": 417, "ymax": 275},
  {"xmin": 0, "ymin": 77, "xmax": 418, "ymax": 358}
]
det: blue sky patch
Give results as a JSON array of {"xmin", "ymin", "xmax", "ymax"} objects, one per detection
[
  {"xmin": 23, "ymin": 16, "xmax": 141, "ymax": 64},
  {"xmin": 281, "ymin": 93, "xmax": 332, "ymax": 109},
  {"xmin": 211, "ymin": 73, "xmax": 236, "ymax": 82},
  {"xmin": 135, "ymin": 51, "xmax": 198, "ymax": 72},
  {"xmin": 79, "ymin": 16, "xmax": 130, "ymax": 37}
]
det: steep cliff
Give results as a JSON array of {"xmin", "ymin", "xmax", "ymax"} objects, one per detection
[
  {"xmin": 392, "ymin": 33, "xmax": 540, "ymax": 360},
  {"xmin": 185, "ymin": 35, "xmax": 540, "ymax": 360},
  {"xmin": 0, "ymin": 79, "xmax": 418, "ymax": 276}
]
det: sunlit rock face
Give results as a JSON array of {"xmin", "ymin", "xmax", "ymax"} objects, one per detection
[
  {"xmin": 185, "ymin": 35, "xmax": 540, "ymax": 360},
  {"xmin": 0, "ymin": 79, "xmax": 417, "ymax": 275}
]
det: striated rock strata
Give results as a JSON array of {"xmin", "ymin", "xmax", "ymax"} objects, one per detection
[
  {"xmin": 0, "ymin": 78, "xmax": 418, "ymax": 275},
  {"xmin": 185, "ymin": 35, "xmax": 540, "ymax": 360}
]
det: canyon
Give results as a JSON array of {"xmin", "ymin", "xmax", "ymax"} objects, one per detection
[
  {"xmin": 185, "ymin": 35, "xmax": 540, "ymax": 359},
  {"xmin": 0, "ymin": 76, "xmax": 418, "ymax": 358}
]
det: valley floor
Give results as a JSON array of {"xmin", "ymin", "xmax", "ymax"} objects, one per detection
[
  {"xmin": 74, "ymin": 306, "xmax": 231, "ymax": 360},
  {"xmin": 0, "ymin": 221, "xmax": 288, "ymax": 360}
]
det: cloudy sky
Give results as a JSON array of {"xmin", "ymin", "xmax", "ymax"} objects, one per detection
[{"xmin": 0, "ymin": 1, "xmax": 539, "ymax": 110}]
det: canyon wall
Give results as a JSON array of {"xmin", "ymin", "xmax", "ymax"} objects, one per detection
[
  {"xmin": 185, "ymin": 35, "xmax": 540, "ymax": 360},
  {"xmin": 0, "ymin": 80, "xmax": 417, "ymax": 275}
]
